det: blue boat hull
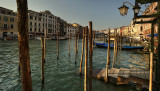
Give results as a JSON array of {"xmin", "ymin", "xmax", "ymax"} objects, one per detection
[
  {"xmin": 122, "ymin": 46, "xmax": 144, "ymax": 49},
  {"xmin": 94, "ymin": 42, "xmax": 114, "ymax": 48},
  {"xmin": 94, "ymin": 42, "xmax": 144, "ymax": 49}
]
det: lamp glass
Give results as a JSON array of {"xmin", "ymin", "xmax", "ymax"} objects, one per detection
[
  {"xmin": 133, "ymin": 3, "xmax": 141, "ymax": 14},
  {"xmin": 118, "ymin": 5, "xmax": 129, "ymax": 16}
]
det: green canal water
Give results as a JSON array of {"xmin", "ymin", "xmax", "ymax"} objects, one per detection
[{"xmin": 0, "ymin": 39, "xmax": 149, "ymax": 91}]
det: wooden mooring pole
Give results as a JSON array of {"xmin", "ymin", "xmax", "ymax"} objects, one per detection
[
  {"xmin": 103, "ymin": 34, "xmax": 105, "ymax": 43},
  {"xmin": 57, "ymin": 32, "xmax": 59, "ymax": 60},
  {"xmin": 149, "ymin": 52, "xmax": 153, "ymax": 91},
  {"xmin": 112, "ymin": 29, "xmax": 116, "ymax": 68},
  {"xmin": 16, "ymin": 0, "xmax": 32, "ymax": 90},
  {"xmin": 92, "ymin": 31, "xmax": 95, "ymax": 54},
  {"xmin": 44, "ymin": 29, "xmax": 46, "ymax": 62},
  {"xmin": 41, "ymin": 37, "xmax": 44, "ymax": 83},
  {"xmin": 105, "ymin": 29, "xmax": 110, "ymax": 82},
  {"xmin": 115, "ymin": 30, "xmax": 118, "ymax": 55},
  {"xmin": 117, "ymin": 32, "xmax": 119, "ymax": 52},
  {"xmin": 69, "ymin": 33, "xmax": 71, "ymax": 57},
  {"xmin": 77, "ymin": 30, "xmax": 79, "ymax": 54},
  {"xmin": 120, "ymin": 31, "xmax": 122, "ymax": 50},
  {"xmin": 75, "ymin": 32, "xmax": 77, "ymax": 58},
  {"xmin": 95, "ymin": 32, "xmax": 96, "ymax": 46},
  {"xmin": 89, "ymin": 21, "xmax": 93, "ymax": 91},
  {"xmin": 84, "ymin": 26, "xmax": 88, "ymax": 91},
  {"xmin": 156, "ymin": 1, "xmax": 160, "ymax": 91},
  {"xmin": 79, "ymin": 27, "xmax": 85, "ymax": 75}
]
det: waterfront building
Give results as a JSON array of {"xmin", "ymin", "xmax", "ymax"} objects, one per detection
[
  {"xmin": 28, "ymin": 10, "xmax": 64, "ymax": 38},
  {"xmin": 130, "ymin": 20, "xmax": 144, "ymax": 40},
  {"xmin": 142, "ymin": 2, "xmax": 158, "ymax": 39},
  {"xmin": 72, "ymin": 23, "xmax": 83, "ymax": 37},
  {"xmin": 28, "ymin": 10, "xmax": 43, "ymax": 38},
  {"xmin": 120, "ymin": 26, "xmax": 129, "ymax": 37},
  {"xmin": 0, "ymin": 6, "xmax": 82, "ymax": 39},
  {"xmin": 65, "ymin": 23, "xmax": 77, "ymax": 37},
  {"xmin": 0, "ymin": 7, "xmax": 17, "ymax": 39}
]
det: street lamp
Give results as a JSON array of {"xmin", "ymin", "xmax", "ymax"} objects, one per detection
[
  {"xmin": 118, "ymin": 2, "xmax": 141, "ymax": 17},
  {"xmin": 133, "ymin": 2, "xmax": 141, "ymax": 15},
  {"xmin": 118, "ymin": 5, "xmax": 129, "ymax": 16}
]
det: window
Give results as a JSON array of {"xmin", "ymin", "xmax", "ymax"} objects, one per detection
[
  {"xmin": 43, "ymin": 29, "xmax": 44, "ymax": 32},
  {"xmin": 10, "ymin": 18, "xmax": 14, "ymax": 22},
  {"xmin": 4, "ymin": 17, "xmax": 8, "ymax": 21},
  {"xmin": 2, "ymin": 10, "xmax": 5, "ymax": 14},
  {"xmin": 38, "ymin": 17, "xmax": 41, "ymax": 21},
  {"xmin": 30, "ymin": 16, "xmax": 33, "ymax": 20},
  {"xmin": 35, "ymin": 23, "xmax": 36, "ymax": 26},
  {"xmin": 140, "ymin": 26, "xmax": 143, "ymax": 32},
  {"xmin": 35, "ymin": 28, "xmax": 36, "ymax": 32},
  {"xmin": 39, "ymin": 23, "xmax": 40, "ymax": 26},
  {"xmin": 35, "ymin": 17, "xmax": 37, "ymax": 20},
  {"xmin": 4, "ymin": 24, "xmax": 7, "ymax": 28},
  {"xmin": 30, "ymin": 28, "xmax": 32, "ymax": 32},
  {"xmin": 29, "ymin": 28, "xmax": 32, "ymax": 32},
  {"xmin": 39, "ymin": 29, "xmax": 40, "ymax": 32},
  {"xmin": 0, "ymin": 16, "xmax": 1, "ymax": 20},
  {"xmin": 30, "ymin": 22, "xmax": 32, "ymax": 25},
  {"xmin": 8, "ymin": 12, "xmax": 11, "ymax": 15},
  {"xmin": 43, "ymin": 23, "xmax": 44, "ymax": 27},
  {"xmin": 11, "ymin": 25, "xmax": 14, "ymax": 29},
  {"xmin": 11, "ymin": 32, "xmax": 13, "ymax": 34}
]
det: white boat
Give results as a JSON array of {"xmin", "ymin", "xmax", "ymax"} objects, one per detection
[{"xmin": 35, "ymin": 37, "xmax": 41, "ymax": 40}]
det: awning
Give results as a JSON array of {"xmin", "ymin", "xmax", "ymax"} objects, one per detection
[{"xmin": 147, "ymin": 34, "xmax": 158, "ymax": 37}]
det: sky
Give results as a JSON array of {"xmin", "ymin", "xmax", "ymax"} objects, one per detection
[{"xmin": 0, "ymin": 0, "xmax": 148, "ymax": 30}]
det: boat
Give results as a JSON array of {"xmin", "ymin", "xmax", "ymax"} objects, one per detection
[
  {"xmin": 94, "ymin": 42, "xmax": 114, "ymax": 48},
  {"xmin": 51, "ymin": 36, "xmax": 69, "ymax": 40},
  {"xmin": 94, "ymin": 42, "xmax": 144, "ymax": 50},
  {"xmin": 121, "ymin": 46, "xmax": 144, "ymax": 49},
  {"xmin": 35, "ymin": 37, "xmax": 41, "ymax": 40},
  {"xmin": 4, "ymin": 37, "xmax": 17, "ymax": 40}
]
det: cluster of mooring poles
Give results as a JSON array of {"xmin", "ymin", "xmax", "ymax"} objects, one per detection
[
  {"xmin": 78, "ymin": 21, "xmax": 94, "ymax": 91},
  {"xmin": 105, "ymin": 28, "xmax": 122, "ymax": 81}
]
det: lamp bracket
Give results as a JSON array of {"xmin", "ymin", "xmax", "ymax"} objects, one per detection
[{"xmin": 123, "ymin": 2, "xmax": 134, "ymax": 8}]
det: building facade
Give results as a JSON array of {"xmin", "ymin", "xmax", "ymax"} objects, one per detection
[
  {"xmin": 142, "ymin": 2, "xmax": 158, "ymax": 39},
  {"xmin": 0, "ymin": 6, "xmax": 83, "ymax": 39},
  {"xmin": 0, "ymin": 7, "xmax": 18, "ymax": 39}
]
